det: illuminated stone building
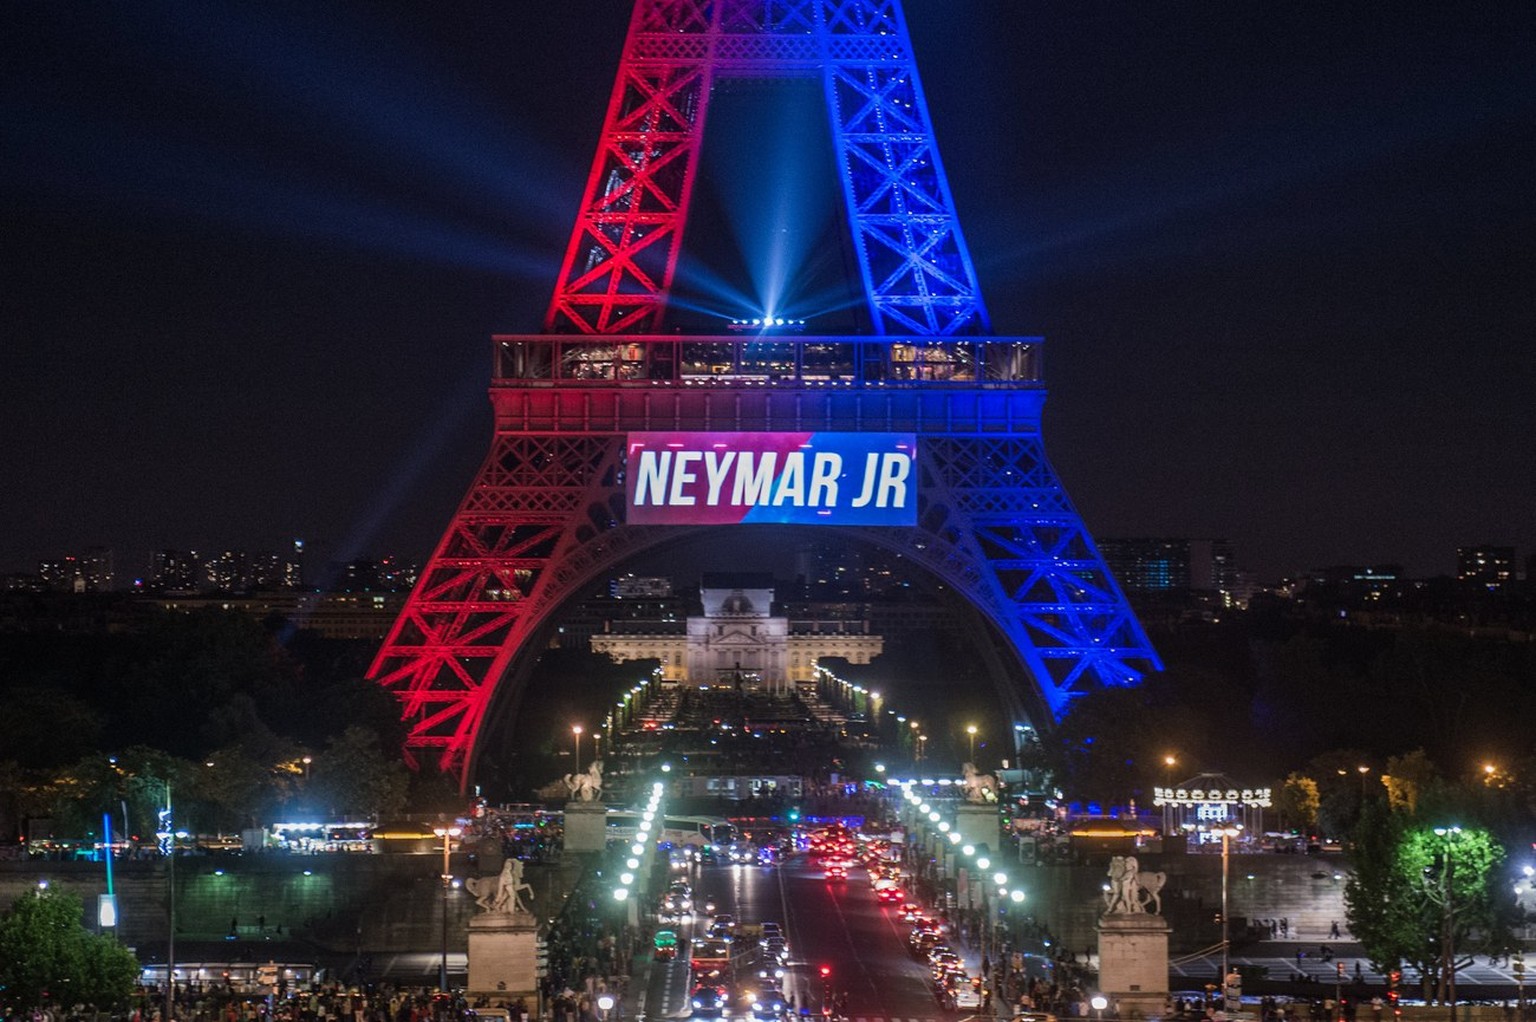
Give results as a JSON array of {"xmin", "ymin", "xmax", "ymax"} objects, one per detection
[{"xmin": 589, "ymin": 574, "xmax": 881, "ymax": 692}]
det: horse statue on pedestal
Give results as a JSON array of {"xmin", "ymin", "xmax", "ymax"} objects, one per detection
[
  {"xmin": 564, "ymin": 759, "xmax": 603, "ymax": 802},
  {"xmin": 1102, "ymin": 855, "xmax": 1168, "ymax": 916},
  {"xmin": 961, "ymin": 762, "xmax": 999, "ymax": 804},
  {"xmin": 466, "ymin": 857, "xmax": 534, "ymax": 916}
]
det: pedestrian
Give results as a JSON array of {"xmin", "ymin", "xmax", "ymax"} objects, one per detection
[{"xmin": 1330, "ymin": 921, "xmax": 1340, "ymax": 939}]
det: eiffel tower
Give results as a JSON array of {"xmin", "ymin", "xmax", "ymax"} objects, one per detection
[{"xmin": 369, "ymin": 0, "xmax": 1160, "ymax": 785}]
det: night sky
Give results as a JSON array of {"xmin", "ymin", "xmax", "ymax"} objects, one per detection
[{"xmin": 4, "ymin": 2, "xmax": 1533, "ymax": 584}]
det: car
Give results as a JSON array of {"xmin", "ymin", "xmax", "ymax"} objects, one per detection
[
  {"xmin": 949, "ymin": 987, "xmax": 982, "ymax": 1011},
  {"xmin": 660, "ymin": 893, "xmax": 692, "ymax": 920},
  {"xmin": 876, "ymin": 886, "xmax": 903, "ymax": 903},
  {"xmin": 747, "ymin": 980, "xmax": 787, "ymax": 1018},
  {"xmin": 763, "ymin": 936, "xmax": 788, "ymax": 962},
  {"xmin": 654, "ymin": 929, "xmax": 679, "ymax": 961},
  {"xmin": 900, "ymin": 902, "xmax": 922, "ymax": 921},
  {"xmin": 470, "ymin": 1010, "xmax": 512, "ymax": 1022},
  {"xmin": 691, "ymin": 985, "xmax": 729, "ymax": 1017}
]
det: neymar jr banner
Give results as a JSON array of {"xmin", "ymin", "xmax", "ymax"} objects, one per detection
[{"xmin": 625, "ymin": 432, "xmax": 917, "ymax": 526}]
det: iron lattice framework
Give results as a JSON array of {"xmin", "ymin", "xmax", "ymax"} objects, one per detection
[
  {"xmin": 370, "ymin": 0, "xmax": 1160, "ymax": 784},
  {"xmin": 546, "ymin": 0, "xmax": 988, "ymax": 337}
]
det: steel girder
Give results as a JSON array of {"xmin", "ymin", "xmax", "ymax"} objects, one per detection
[{"xmin": 546, "ymin": 0, "xmax": 988, "ymax": 336}]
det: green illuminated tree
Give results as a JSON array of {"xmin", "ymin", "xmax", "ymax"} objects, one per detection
[
  {"xmin": 0, "ymin": 888, "xmax": 138, "ymax": 1009},
  {"xmin": 1345, "ymin": 804, "xmax": 1510, "ymax": 1003}
]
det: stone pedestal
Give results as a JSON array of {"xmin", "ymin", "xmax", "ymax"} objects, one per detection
[
  {"xmin": 1097, "ymin": 913, "xmax": 1170, "ymax": 1020},
  {"xmin": 468, "ymin": 913, "xmax": 539, "ymax": 999},
  {"xmin": 953, "ymin": 803, "xmax": 1001, "ymax": 852},
  {"xmin": 563, "ymin": 800, "xmax": 607, "ymax": 853}
]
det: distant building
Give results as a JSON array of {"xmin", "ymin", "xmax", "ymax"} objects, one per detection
[
  {"xmin": 610, "ymin": 574, "xmax": 673, "ymax": 599},
  {"xmin": 37, "ymin": 547, "xmax": 114, "ymax": 592},
  {"xmin": 329, "ymin": 557, "xmax": 418, "ymax": 593},
  {"xmin": 204, "ymin": 550, "xmax": 248, "ymax": 592},
  {"xmin": 589, "ymin": 573, "xmax": 882, "ymax": 691},
  {"xmin": 149, "ymin": 549, "xmax": 203, "ymax": 591},
  {"xmin": 150, "ymin": 590, "xmax": 407, "ymax": 639},
  {"xmin": 1457, "ymin": 545, "xmax": 1515, "ymax": 592},
  {"xmin": 1, "ymin": 572, "xmax": 47, "ymax": 593},
  {"xmin": 1098, "ymin": 538, "xmax": 1238, "ymax": 604}
]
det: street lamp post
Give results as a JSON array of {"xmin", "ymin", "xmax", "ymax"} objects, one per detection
[
  {"xmin": 1358, "ymin": 764, "xmax": 1370, "ymax": 799},
  {"xmin": 161, "ymin": 781, "xmax": 175, "ymax": 1022},
  {"xmin": 967, "ymin": 725, "xmax": 978, "ymax": 763},
  {"xmin": 1164, "ymin": 755, "xmax": 1177, "ymax": 787},
  {"xmin": 1433, "ymin": 826, "xmax": 1463, "ymax": 1022},
  {"xmin": 917, "ymin": 734, "xmax": 928, "ymax": 764},
  {"xmin": 434, "ymin": 825, "xmax": 462, "ymax": 992},
  {"xmin": 572, "ymin": 725, "xmax": 584, "ymax": 775},
  {"xmin": 1217, "ymin": 823, "xmax": 1243, "ymax": 1008}
]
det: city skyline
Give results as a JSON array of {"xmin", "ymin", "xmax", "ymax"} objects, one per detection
[{"xmin": 4, "ymin": 2, "xmax": 1533, "ymax": 582}]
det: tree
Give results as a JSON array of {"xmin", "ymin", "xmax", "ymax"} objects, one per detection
[
  {"xmin": 1306, "ymin": 748, "xmax": 1373, "ymax": 838},
  {"xmin": 1274, "ymin": 773, "xmax": 1319, "ymax": 833},
  {"xmin": 1381, "ymin": 749, "xmax": 1437, "ymax": 814},
  {"xmin": 307, "ymin": 726, "xmax": 409, "ymax": 819},
  {"xmin": 0, "ymin": 888, "xmax": 138, "ymax": 1008},
  {"xmin": 1345, "ymin": 809, "xmax": 1511, "ymax": 1003}
]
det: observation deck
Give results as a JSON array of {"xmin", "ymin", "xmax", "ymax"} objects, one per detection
[
  {"xmin": 488, "ymin": 334, "xmax": 1047, "ymax": 435},
  {"xmin": 493, "ymin": 334, "xmax": 1042, "ymax": 388}
]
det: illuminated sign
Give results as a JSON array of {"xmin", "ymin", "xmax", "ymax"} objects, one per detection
[
  {"xmin": 626, "ymin": 432, "xmax": 916, "ymax": 526},
  {"xmin": 1152, "ymin": 786, "xmax": 1272, "ymax": 808}
]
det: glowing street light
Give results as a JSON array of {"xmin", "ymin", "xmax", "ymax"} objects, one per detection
[
  {"xmin": 966, "ymin": 724, "xmax": 978, "ymax": 762},
  {"xmin": 432, "ymin": 825, "xmax": 462, "ymax": 991},
  {"xmin": 572, "ymin": 724, "xmax": 584, "ymax": 774},
  {"xmin": 1216, "ymin": 823, "xmax": 1243, "ymax": 1007},
  {"xmin": 1163, "ymin": 754, "xmax": 1177, "ymax": 786}
]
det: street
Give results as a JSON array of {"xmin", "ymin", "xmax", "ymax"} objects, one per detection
[{"xmin": 637, "ymin": 850, "xmax": 969, "ymax": 1022}]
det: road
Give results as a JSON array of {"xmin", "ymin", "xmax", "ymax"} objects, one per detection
[
  {"xmin": 637, "ymin": 851, "xmax": 971, "ymax": 1022},
  {"xmin": 1171, "ymin": 946, "xmax": 1532, "ymax": 991}
]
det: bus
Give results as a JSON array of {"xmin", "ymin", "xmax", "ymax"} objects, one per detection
[
  {"xmin": 689, "ymin": 937, "xmax": 734, "ymax": 982},
  {"xmin": 606, "ymin": 811, "xmax": 736, "ymax": 848}
]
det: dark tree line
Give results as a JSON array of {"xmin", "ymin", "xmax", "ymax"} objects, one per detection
[
  {"xmin": 0, "ymin": 607, "xmax": 414, "ymax": 838},
  {"xmin": 1025, "ymin": 609, "xmax": 1536, "ymax": 810}
]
